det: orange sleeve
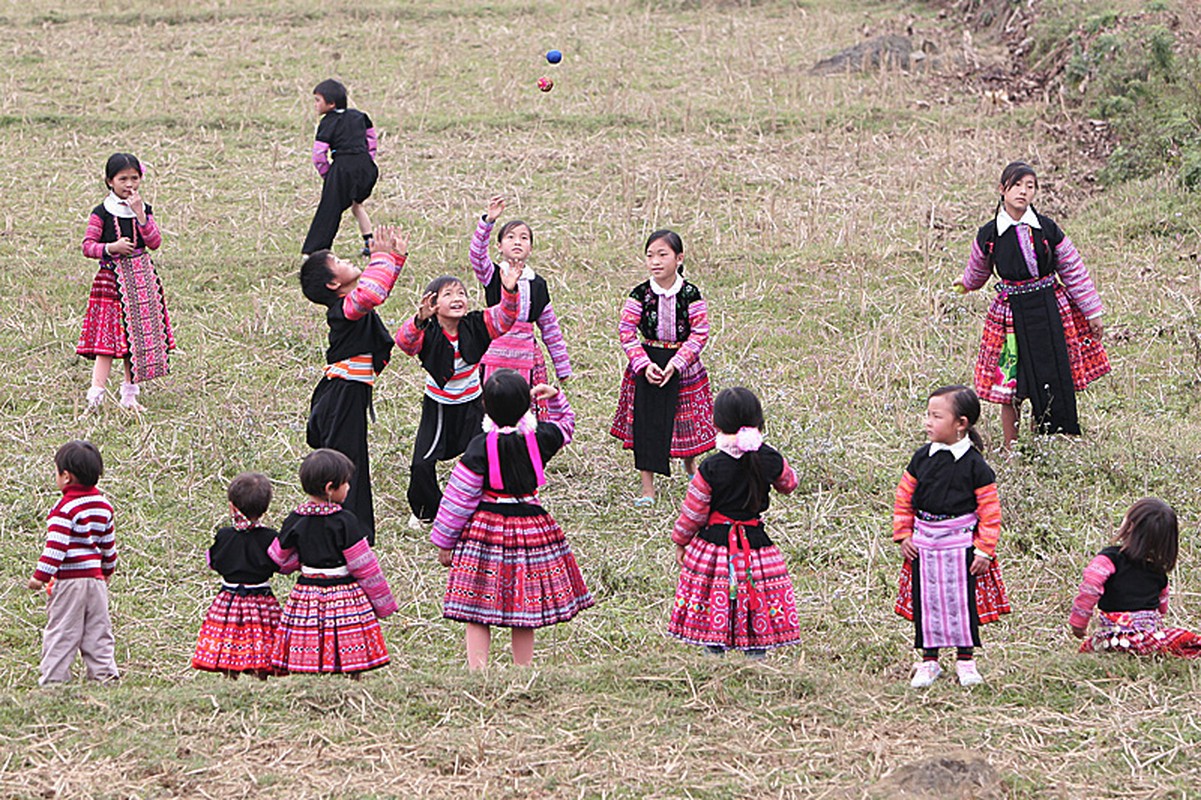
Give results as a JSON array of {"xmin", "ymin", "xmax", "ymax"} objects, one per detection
[
  {"xmin": 892, "ymin": 471, "xmax": 917, "ymax": 542},
  {"xmin": 973, "ymin": 482, "xmax": 1001, "ymax": 557}
]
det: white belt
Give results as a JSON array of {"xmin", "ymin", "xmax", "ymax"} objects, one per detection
[{"xmin": 301, "ymin": 565, "xmax": 350, "ymax": 577}]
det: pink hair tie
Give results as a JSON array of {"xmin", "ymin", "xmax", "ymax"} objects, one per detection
[{"xmin": 735, "ymin": 426, "xmax": 763, "ymax": 452}]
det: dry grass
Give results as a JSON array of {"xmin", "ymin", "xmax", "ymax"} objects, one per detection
[{"xmin": 2, "ymin": 0, "xmax": 1201, "ymax": 797}]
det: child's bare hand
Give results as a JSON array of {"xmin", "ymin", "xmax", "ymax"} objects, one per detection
[
  {"xmin": 900, "ymin": 537, "xmax": 918, "ymax": 561},
  {"xmin": 658, "ymin": 363, "xmax": 676, "ymax": 386},
  {"xmin": 675, "ymin": 544, "xmax": 686, "ymax": 568},
  {"xmin": 417, "ymin": 291, "xmax": 437, "ymax": 321},
  {"xmin": 951, "ymin": 278, "xmax": 968, "ymax": 295},
  {"xmin": 1070, "ymin": 624, "xmax": 1086, "ymax": 639},
  {"xmin": 969, "ymin": 555, "xmax": 991, "ymax": 576},
  {"xmin": 645, "ymin": 363, "xmax": 663, "ymax": 384},
  {"xmin": 27, "ymin": 578, "xmax": 45, "ymax": 591},
  {"xmin": 126, "ymin": 190, "xmax": 145, "ymax": 220},
  {"xmin": 485, "ymin": 195, "xmax": 505, "ymax": 224},
  {"xmin": 530, "ymin": 383, "xmax": 558, "ymax": 401},
  {"xmin": 107, "ymin": 237, "xmax": 135, "ymax": 257},
  {"xmin": 372, "ymin": 225, "xmax": 409, "ymax": 256},
  {"xmin": 437, "ymin": 548, "xmax": 454, "ymax": 567},
  {"xmin": 499, "ymin": 259, "xmax": 520, "ymax": 292},
  {"xmin": 1088, "ymin": 316, "xmax": 1104, "ymax": 341}
]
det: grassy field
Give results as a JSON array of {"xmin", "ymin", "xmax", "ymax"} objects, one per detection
[{"xmin": 2, "ymin": 0, "xmax": 1201, "ymax": 797}]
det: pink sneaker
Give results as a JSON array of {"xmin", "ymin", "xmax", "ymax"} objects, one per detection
[
  {"xmin": 910, "ymin": 661, "xmax": 941, "ymax": 688},
  {"xmin": 956, "ymin": 659, "xmax": 984, "ymax": 686}
]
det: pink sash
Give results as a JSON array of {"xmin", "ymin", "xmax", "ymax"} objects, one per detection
[
  {"xmin": 913, "ymin": 512, "xmax": 976, "ymax": 648},
  {"xmin": 485, "ymin": 429, "xmax": 545, "ymax": 491}
]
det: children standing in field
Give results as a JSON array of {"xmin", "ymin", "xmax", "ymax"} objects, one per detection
[
  {"xmin": 301, "ymin": 79, "xmax": 379, "ymax": 256},
  {"xmin": 893, "ymin": 385, "xmax": 1009, "ymax": 687},
  {"xmin": 610, "ymin": 230, "xmax": 715, "ymax": 505},
  {"xmin": 955, "ymin": 161, "xmax": 1109, "ymax": 447},
  {"xmin": 77, "ymin": 152, "xmax": 175, "ymax": 411},
  {"xmin": 668, "ymin": 387, "xmax": 801, "ymax": 658},
  {"xmin": 269, "ymin": 450, "xmax": 396, "ymax": 676},
  {"xmin": 395, "ymin": 262, "xmax": 520, "ymax": 524},
  {"xmin": 1069, "ymin": 498, "xmax": 1201, "ymax": 657},
  {"xmin": 432, "ymin": 370, "xmax": 592, "ymax": 669},
  {"xmin": 299, "ymin": 225, "xmax": 408, "ymax": 543},
  {"xmin": 27, "ymin": 441, "xmax": 119, "ymax": 686},
  {"xmin": 192, "ymin": 472, "xmax": 282, "ymax": 679},
  {"xmin": 469, "ymin": 195, "xmax": 573, "ymax": 417}
]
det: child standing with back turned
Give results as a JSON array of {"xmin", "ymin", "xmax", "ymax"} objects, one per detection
[
  {"xmin": 27, "ymin": 441, "xmax": 119, "ymax": 686},
  {"xmin": 893, "ymin": 385, "xmax": 1010, "ymax": 687},
  {"xmin": 301, "ymin": 79, "xmax": 379, "ymax": 257},
  {"xmin": 1070, "ymin": 498, "xmax": 1201, "ymax": 657}
]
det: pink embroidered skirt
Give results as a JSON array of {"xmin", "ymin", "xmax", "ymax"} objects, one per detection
[
  {"xmin": 192, "ymin": 587, "xmax": 282, "ymax": 674},
  {"xmin": 77, "ymin": 258, "xmax": 176, "ymax": 382},
  {"xmin": 1079, "ymin": 610, "xmax": 1201, "ymax": 658},
  {"xmin": 271, "ymin": 577, "xmax": 389, "ymax": 673},
  {"xmin": 610, "ymin": 359, "xmax": 716, "ymax": 459}
]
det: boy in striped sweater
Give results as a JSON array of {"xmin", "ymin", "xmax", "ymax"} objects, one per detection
[
  {"xmin": 299, "ymin": 226, "xmax": 409, "ymax": 544},
  {"xmin": 27, "ymin": 441, "xmax": 119, "ymax": 686},
  {"xmin": 396, "ymin": 263, "xmax": 520, "ymax": 525}
]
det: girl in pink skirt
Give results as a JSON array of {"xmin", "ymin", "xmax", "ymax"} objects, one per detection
[
  {"xmin": 432, "ymin": 370, "xmax": 592, "ymax": 670},
  {"xmin": 1070, "ymin": 498, "xmax": 1201, "ymax": 658},
  {"xmin": 77, "ymin": 153, "xmax": 175, "ymax": 411},
  {"xmin": 669, "ymin": 387, "xmax": 801, "ymax": 659},
  {"xmin": 610, "ymin": 230, "xmax": 715, "ymax": 505}
]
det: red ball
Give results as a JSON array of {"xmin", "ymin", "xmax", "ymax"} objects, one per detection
[{"xmin": 537, "ymin": 76, "xmax": 554, "ymax": 92}]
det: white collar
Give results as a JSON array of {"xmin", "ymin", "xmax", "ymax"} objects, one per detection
[
  {"xmin": 498, "ymin": 261, "xmax": 535, "ymax": 281},
  {"xmin": 996, "ymin": 206, "xmax": 1040, "ymax": 236},
  {"xmin": 649, "ymin": 274, "xmax": 683, "ymax": 297},
  {"xmin": 929, "ymin": 438, "xmax": 973, "ymax": 461},
  {"xmin": 103, "ymin": 192, "xmax": 136, "ymax": 219}
]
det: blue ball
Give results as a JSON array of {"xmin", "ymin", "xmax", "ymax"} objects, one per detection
[{"xmin": 546, "ymin": 49, "xmax": 563, "ymax": 64}]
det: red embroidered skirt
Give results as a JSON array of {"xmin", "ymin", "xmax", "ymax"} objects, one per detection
[
  {"xmin": 973, "ymin": 285, "xmax": 1109, "ymax": 404},
  {"xmin": 669, "ymin": 537, "xmax": 801, "ymax": 651},
  {"xmin": 610, "ymin": 359, "xmax": 716, "ymax": 459},
  {"xmin": 192, "ymin": 587, "xmax": 282, "ymax": 674},
  {"xmin": 894, "ymin": 557, "xmax": 1011, "ymax": 624},
  {"xmin": 1079, "ymin": 610, "xmax": 1201, "ymax": 658},
  {"xmin": 271, "ymin": 578, "xmax": 389, "ymax": 673},
  {"xmin": 443, "ymin": 508, "xmax": 593, "ymax": 628},
  {"xmin": 77, "ymin": 262, "xmax": 176, "ymax": 379}
]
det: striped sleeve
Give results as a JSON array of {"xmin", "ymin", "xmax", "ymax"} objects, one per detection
[
  {"xmin": 82, "ymin": 212, "xmax": 108, "ymax": 259},
  {"xmin": 483, "ymin": 286, "xmax": 519, "ymax": 338},
  {"xmin": 312, "ymin": 140, "xmax": 331, "ymax": 177},
  {"xmin": 672, "ymin": 471, "xmax": 713, "ymax": 546},
  {"xmin": 1055, "ymin": 237, "xmax": 1103, "ymax": 318},
  {"xmin": 138, "ymin": 213, "xmax": 161, "ymax": 250},
  {"xmin": 773, "ymin": 458, "xmax": 799, "ymax": 495},
  {"xmin": 536, "ymin": 302, "xmax": 573, "ymax": 379},
  {"xmin": 545, "ymin": 390, "xmax": 575, "ymax": 445},
  {"xmin": 668, "ymin": 298, "xmax": 709, "ymax": 373},
  {"xmin": 431, "ymin": 463, "xmax": 485, "ymax": 549},
  {"xmin": 1069, "ymin": 554, "xmax": 1116, "ymax": 630},
  {"xmin": 618, "ymin": 298, "xmax": 650, "ymax": 374},
  {"xmin": 396, "ymin": 316, "xmax": 425, "ymax": 356},
  {"xmin": 960, "ymin": 238, "xmax": 993, "ymax": 291},
  {"xmin": 892, "ymin": 471, "xmax": 917, "ymax": 542},
  {"xmin": 268, "ymin": 538, "xmax": 300, "ymax": 574},
  {"xmin": 972, "ymin": 482, "xmax": 1001, "ymax": 557},
  {"xmin": 469, "ymin": 216, "xmax": 496, "ymax": 286},
  {"xmin": 98, "ymin": 512, "xmax": 117, "ymax": 576},
  {"xmin": 344, "ymin": 538, "xmax": 396, "ymax": 618},
  {"xmin": 343, "ymin": 251, "xmax": 405, "ymax": 321}
]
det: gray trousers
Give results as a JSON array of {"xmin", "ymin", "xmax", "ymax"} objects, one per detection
[{"xmin": 39, "ymin": 578, "xmax": 119, "ymax": 686}]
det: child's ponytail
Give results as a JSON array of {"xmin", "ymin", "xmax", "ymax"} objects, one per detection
[{"xmin": 713, "ymin": 387, "xmax": 768, "ymax": 512}]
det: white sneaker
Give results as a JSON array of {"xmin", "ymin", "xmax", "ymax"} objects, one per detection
[
  {"xmin": 86, "ymin": 386, "xmax": 105, "ymax": 408},
  {"xmin": 910, "ymin": 661, "xmax": 942, "ymax": 688},
  {"xmin": 408, "ymin": 513, "xmax": 429, "ymax": 531},
  {"xmin": 956, "ymin": 659, "xmax": 984, "ymax": 686}
]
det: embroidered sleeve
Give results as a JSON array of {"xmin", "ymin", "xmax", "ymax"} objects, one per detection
[
  {"xmin": 972, "ymin": 482, "xmax": 1002, "ymax": 557},
  {"xmin": 138, "ymin": 213, "xmax": 162, "ymax": 250},
  {"xmin": 961, "ymin": 237, "xmax": 992, "ymax": 291},
  {"xmin": 892, "ymin": 471, "xmax": 917, "ymax": 542},
  {"xmin": 1159, "ymin": 585, "xmax": 1170, "ymax": 616},
  {"xmin": 545, "ymin": 389, "xmax": 575, "ymax": 445},
  {"xmin": 668, "ymin": 298, "xmax": 710, "ymax": 373},
  {"xmin": 536, "ymin": 302, "xmax": 573, "ymax": 379},
  {"xmin": 1054, "ymin": 237, "xmax": 1103, "ymax": 318},
  {"xmin": 672, "ymin": 471, "xmax": 713, "ymax": 546},
  {"xmin": 469, "ymin": 217, "xmax": 496, "ymax": 286},
  {"xmin": 82, "ymin": 213, "xmax": 108, "ymax": 260},
  {"xmin": 396, "ymin": 316, "xmax": 425, "ymax": 356},
  {"xmin": 342, "ymin": 252, "xmax": 405, "ymax": 321},
  {"xmin": 773, "ymin": 458, "xmax": 799, "ymax": 495},
  {"xmin": 431, "ymin": 463, "xmax": 484, "ymax": 550},
  {"xmin": 1069, "ymin": 554, "xmax": 1116, "ymax": 630},
  {"xmin": 483, "ymin": 285, "xmax": 519, "ymax": 338},
  {"xmin": 267, "ymin": 538, "xmax": 300, "ymax": 574},
  {"xmin": 343, "ymin": 538, "xmax": 397, "ymax": 618},
  {"xmin": 312, "ymin": 140, "xmax": 331, "ymax": 178},
  {"xmin": 365, "ymin": 126, "xmax": 378, "ymax": 161},
  {"xmin": 619, "ymin": 297, "xmax": 651, "ymax": 374}
]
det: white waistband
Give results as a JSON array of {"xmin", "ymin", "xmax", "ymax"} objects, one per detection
[
  {"xmin": 222, "ymin": 580, "xmax": 272, "ymax": 590},
  {"xmin": 301, "ymin": 565, "xmax": 350, "ymax": 577}
]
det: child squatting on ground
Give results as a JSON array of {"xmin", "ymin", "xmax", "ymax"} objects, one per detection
[
  {"xmin": 192, "ymin": 472, "xmax": 283, "ymax": 679},
  {"xmin": 431, "ymin": 369, "xmax": 593, "ymax": 670},
  {"xmin": 396, "ymin": 260, "xmax": 521, "ymax": 525},
  {"xmin": 77, "ymin": 152, "xmax": 175, "ymax": 411},
  {"xmin": 668, "ymin": 387, "xmax": 802, "ymax": 658},
  {"xmin": 1069, "ymin": 498, "xmax": 1201, "ymax": 657},
  {"xmin": 300, "ymin": 225, "xmax": 409, "ymax": 544},
  {"xmin": 893, "ymin": 385, "xmax": 1011, "ymax": 687},
  {"xmin": 28, "ymin": 441, "xmax": 119, "ymax": 686},
  {"xmin": 301, "ymin": 79, "xmax": 379, "ymax": 257},
  {"xmin": 269, "ymin": 449, "xmax": 397, "ymax": 676}
]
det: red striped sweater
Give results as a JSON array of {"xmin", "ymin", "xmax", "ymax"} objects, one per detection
[{"xmin": 32, "ymin": 485, "xmax": 116, "ymax": 583}]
